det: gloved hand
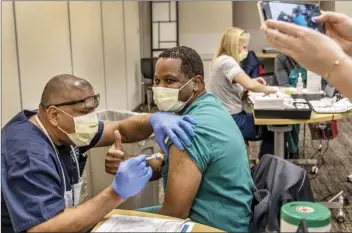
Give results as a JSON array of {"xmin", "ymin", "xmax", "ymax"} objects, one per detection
[
  {"xmin": 112, "ymin": 155, "xmax": 152, "ymax": 200},
  {"xmin": 149, "ymin": 112, "xmax": 197, "ymax": 155}
]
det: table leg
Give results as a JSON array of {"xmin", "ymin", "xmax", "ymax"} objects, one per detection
[
  {"xmin": 268, "ymin": 125, "xmax": 292, "ymax": 158},
  {"xmin": 303, "ymin": 123, "xmax": 306, "ymax": 158}
]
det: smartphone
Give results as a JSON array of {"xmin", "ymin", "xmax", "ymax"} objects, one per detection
[{"xmin": 257, "ymin": 1, "xmax": 325, "ymax": 33}]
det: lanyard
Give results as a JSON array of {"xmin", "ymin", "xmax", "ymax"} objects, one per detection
[{"xmin": 35, "ymin": 115, "xmax": 80, "ymax": 192}]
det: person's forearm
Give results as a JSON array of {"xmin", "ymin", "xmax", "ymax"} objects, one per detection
[
  {"xmin": 118, "ymin": 114, "xmax": 153, "ymax": 143},
  {"xmin": 158, "ymin": 206, "xmax": 189, "ymax": 220},
  {"xmin": 96, "ymin": 114, "xmax": 153, "ymax": 147},
  {"xmin": 28, "ymin": 186, "xmax": 123, "ymax": 232},
  {"xmin": 249, "ymin": 82, "xmax": 271, "ymax": 93},
  {"xmin": 328, "ymin": 57, "xmax": 352, "ymax": 100}
]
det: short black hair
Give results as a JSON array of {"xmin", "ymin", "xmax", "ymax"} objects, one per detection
[
  {"xmin": 159, "ymin": 46, "xmax": 204, "ymax": 79},
  {"xmin": 40, "ymin": 74, "xmax": 93, "ymax": 107}
]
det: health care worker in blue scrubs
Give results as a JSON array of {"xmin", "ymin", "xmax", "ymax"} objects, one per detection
[{"xmin": 1, "ymin": 74, "xmax": 196, "ymax": 233}]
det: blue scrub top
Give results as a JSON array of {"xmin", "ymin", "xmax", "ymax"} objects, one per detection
[{"xmin": 1, "ymin": 110, "xmax": 104, "ymax": 233}]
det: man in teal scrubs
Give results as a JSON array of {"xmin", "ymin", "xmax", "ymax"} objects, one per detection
[{"xmin": 106, "ymin": 46, "xmax": 254, "ymax": 232}]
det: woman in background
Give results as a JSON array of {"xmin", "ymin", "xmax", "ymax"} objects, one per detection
[{"xmin": 209, "ymin": 27, "xmax": 277, "ymax": 158}]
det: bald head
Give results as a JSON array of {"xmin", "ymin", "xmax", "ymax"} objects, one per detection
[{"xmin": 40, "ymin": 74, "xmax": 93, "ymax": 108}]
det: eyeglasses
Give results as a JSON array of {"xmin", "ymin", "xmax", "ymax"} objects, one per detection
[{"xmin": 45, "ymin": 94, "xmax": 100, "ymax": 109}]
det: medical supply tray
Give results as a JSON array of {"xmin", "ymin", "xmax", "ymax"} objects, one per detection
[{"xmin": 254, "ymin": 100, "xmax": 312, "ymax": 120}]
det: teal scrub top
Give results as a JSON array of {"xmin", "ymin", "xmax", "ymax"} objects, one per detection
[{"xmin": 163, "ymin": 93, "xmax": 254, "ymax": 232}]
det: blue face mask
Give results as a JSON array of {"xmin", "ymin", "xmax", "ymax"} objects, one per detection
[{"xmin": 289, "ymin": 66, "xmax": 307, "ymax": 88}]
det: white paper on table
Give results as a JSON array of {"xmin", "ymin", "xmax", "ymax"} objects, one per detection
[
  {"xmin": 309, "ymin": 98, "xmax": 352, "ymax": 113},
  {"xmin": 96, "ymin": 214, "xmax": 195, "ymax": 232}
]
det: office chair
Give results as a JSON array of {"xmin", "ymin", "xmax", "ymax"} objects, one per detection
[{"xmin": 141, "ymin": 58, "xmax": 158, "ymax": 112}]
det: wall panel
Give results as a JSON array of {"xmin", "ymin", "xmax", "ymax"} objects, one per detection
[
  {"xmin": 124, "ymin": 2, "xmax": 142, "ymax": 110},
  {"xmin": 2, "ymin": 2, "xmax": 21, "ymax": 126},
  {"xmin": 15, "ymin": 1, "xmax": 72, "ymax": 109},
  {"xmin": 102, "ymin": 1, "xmax": 128, "ymax": 110},
  {"xmin": 69, "ymin": 1, "xmax": 106, "ymax": 110}
]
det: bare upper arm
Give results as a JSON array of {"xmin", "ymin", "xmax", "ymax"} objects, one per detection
[{"xmin": 159, "ymin": 145, "xmax": 202, "ymax": 219}]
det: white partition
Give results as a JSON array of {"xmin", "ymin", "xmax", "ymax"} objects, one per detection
[
  {"xmin": 2, "ymin": 2, "xmax": 21, "ymax": 126},
  {"xmin": 179, "ymin": 1, "xmax": 232, "ymax": 54},
  {"xmin": 102, "ymin": 1, "xmax": 128, "ymax": 110},
  {"xmin": 201, "ymin": 54, "xmax": 214, "ymax": 91},
  {"xmin": 15, "ymin": 1, "xmax": 72, "ymax": 110},
  {"xmin": 123, "ymin": 2, "xmax": 142, "ymax": 110},
  {"xmin": 1, "ymin": 1, "xmax": 145, "ymax": 126},
  {"xmin": 69, "ymin": 2, "xmax": 106, "ymax": 110},
  {"xmin": 335, "ymin": 1, "xmax": 352, "ymax": 17}
]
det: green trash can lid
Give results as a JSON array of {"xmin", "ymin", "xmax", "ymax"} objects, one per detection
[{"xmin": 281, "ymin": 202, "xmax": 331, "ymax": 228}]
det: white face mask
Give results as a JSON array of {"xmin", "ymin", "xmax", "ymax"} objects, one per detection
[
  {"xmin": 239, "ymin": 50, "xmax": 248, "ymax": 62},
  {"xmin": 56, "ymin": 108, "xmax": 99, "ymax": 147},
  {"xmin": 152, "ymin": 78, "xmax": 194, "ymax": 113}
]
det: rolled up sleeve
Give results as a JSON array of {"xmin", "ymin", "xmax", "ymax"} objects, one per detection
[{"xmin": 2, "ymin": 155, "xmax": 65, "ymax": 232}]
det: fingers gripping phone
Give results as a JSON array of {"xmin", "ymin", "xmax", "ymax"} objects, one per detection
[{"xmin": 257, "ymin": 1, "xmax": 325, "ymax": 33}]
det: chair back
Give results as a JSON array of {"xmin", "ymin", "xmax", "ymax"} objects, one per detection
[{"xmin": 141, "ymin": 58, "xmax": 158, "ymax": 80}]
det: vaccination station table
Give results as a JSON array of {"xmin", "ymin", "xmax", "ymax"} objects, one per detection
[
  {"xmin": 254, "ymin": 112, "xmax": 351, "ymax": 159},
  {"xmin": 92, "ymin": 209, "xmax": 224, "ymax": 232}
]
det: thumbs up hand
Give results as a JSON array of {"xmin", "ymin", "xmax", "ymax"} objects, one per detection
[{"xmin": 105, "ymin": 130, "xmax": 126, "ymax": 175}]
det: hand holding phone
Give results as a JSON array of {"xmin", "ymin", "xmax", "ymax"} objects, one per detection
[{"xmin": 257, "ymin": 1, "xmax": 325, "ymax": 33}]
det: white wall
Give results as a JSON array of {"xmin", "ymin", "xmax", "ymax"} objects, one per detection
[
  {"xmin": 179, "ymin": 1, "xmax": 232, "ymax": 54},
  {"xmin": 335, "ymin": 1, "xmax": 352, "ymax": 17},
  {"xmin": 15, "ymin": 2, "xmax": 73, "ymax": 110},
  {"xmin": 233, "ymin": 2, "xmax": 267, "ymax": 52},
  {"xmin": 124, "ymin": 2, "xmax": 142, "ymax": 110},
  {"xmin": 101, "ymin": 1, "xmax": 128, "ymax": 110},
  {"xmin": 179, "ymin": 1, "xmax": 232, "ymax": 90},
  {"xmin": 2, "ymin": 2, "xmax": 21, "ymax": 127},
  {"xmin": 1, "ymin": 1, "xmax": 142, "ymax": 125},
  {"xmin": 69, "ymin": 2, "xmax": 106, "ymax": 110}
]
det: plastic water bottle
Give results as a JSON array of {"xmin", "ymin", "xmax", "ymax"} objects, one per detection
[{"xmin": 297, "ymin": 73, "xmax": 304, "ymax": 95}]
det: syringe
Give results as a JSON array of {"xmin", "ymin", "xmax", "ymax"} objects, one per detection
[{"xmin": 146, "ymin": 153, "xmax": 164, "ymax": 161}]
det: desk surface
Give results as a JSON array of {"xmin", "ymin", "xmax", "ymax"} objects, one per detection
[
  {"xmin": 92, "ymin": 209, "xmax": 224, "ymax": 232},
  {"xmin": 254, "ymin": 111, "xmax": 350, "ymax": 125}
]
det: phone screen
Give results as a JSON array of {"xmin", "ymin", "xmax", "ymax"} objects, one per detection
[{"xmin": 261, "ymin": 1, "xmax": 325, "ymax": 33}]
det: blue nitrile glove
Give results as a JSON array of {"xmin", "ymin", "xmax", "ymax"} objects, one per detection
[
  {"xmin": 149, "ymin": 112, "xmax": 197, "ymax": 155},
  {"xmin": 112, "ymin": 155, "xmax": 153, "ymax": 200}
]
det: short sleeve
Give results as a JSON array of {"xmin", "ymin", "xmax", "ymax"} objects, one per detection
[
  {"xmin": 2, "ymin": 154, "xmax": 65, "ymax": 232},
  {"xmin": 78, "ymin": 120, "xmax": 104, "ymax": 154},
  {"xmin": 216, "ymin": 55, "xmax": 244, "ymax": 83},
  {"xmin": 166, "ymin": 127, "xmax": 211, "ymax": 174}
]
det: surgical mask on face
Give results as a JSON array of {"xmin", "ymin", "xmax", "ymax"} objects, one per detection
[
  {"xmin": 152, "ymin": 78, "xmax": 195, "ymax": 113},
  {"xmin": 239, "ymin": 50, "xmax": 248, "ymax": 62},
  {"xmin": 56, "ymin": 108, "xmax": 99, "ymax": 147}
]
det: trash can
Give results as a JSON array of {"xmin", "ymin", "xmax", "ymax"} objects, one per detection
[{"xmin": 80, "ymin": 110, "xmax": 160, "ymax": 209}]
